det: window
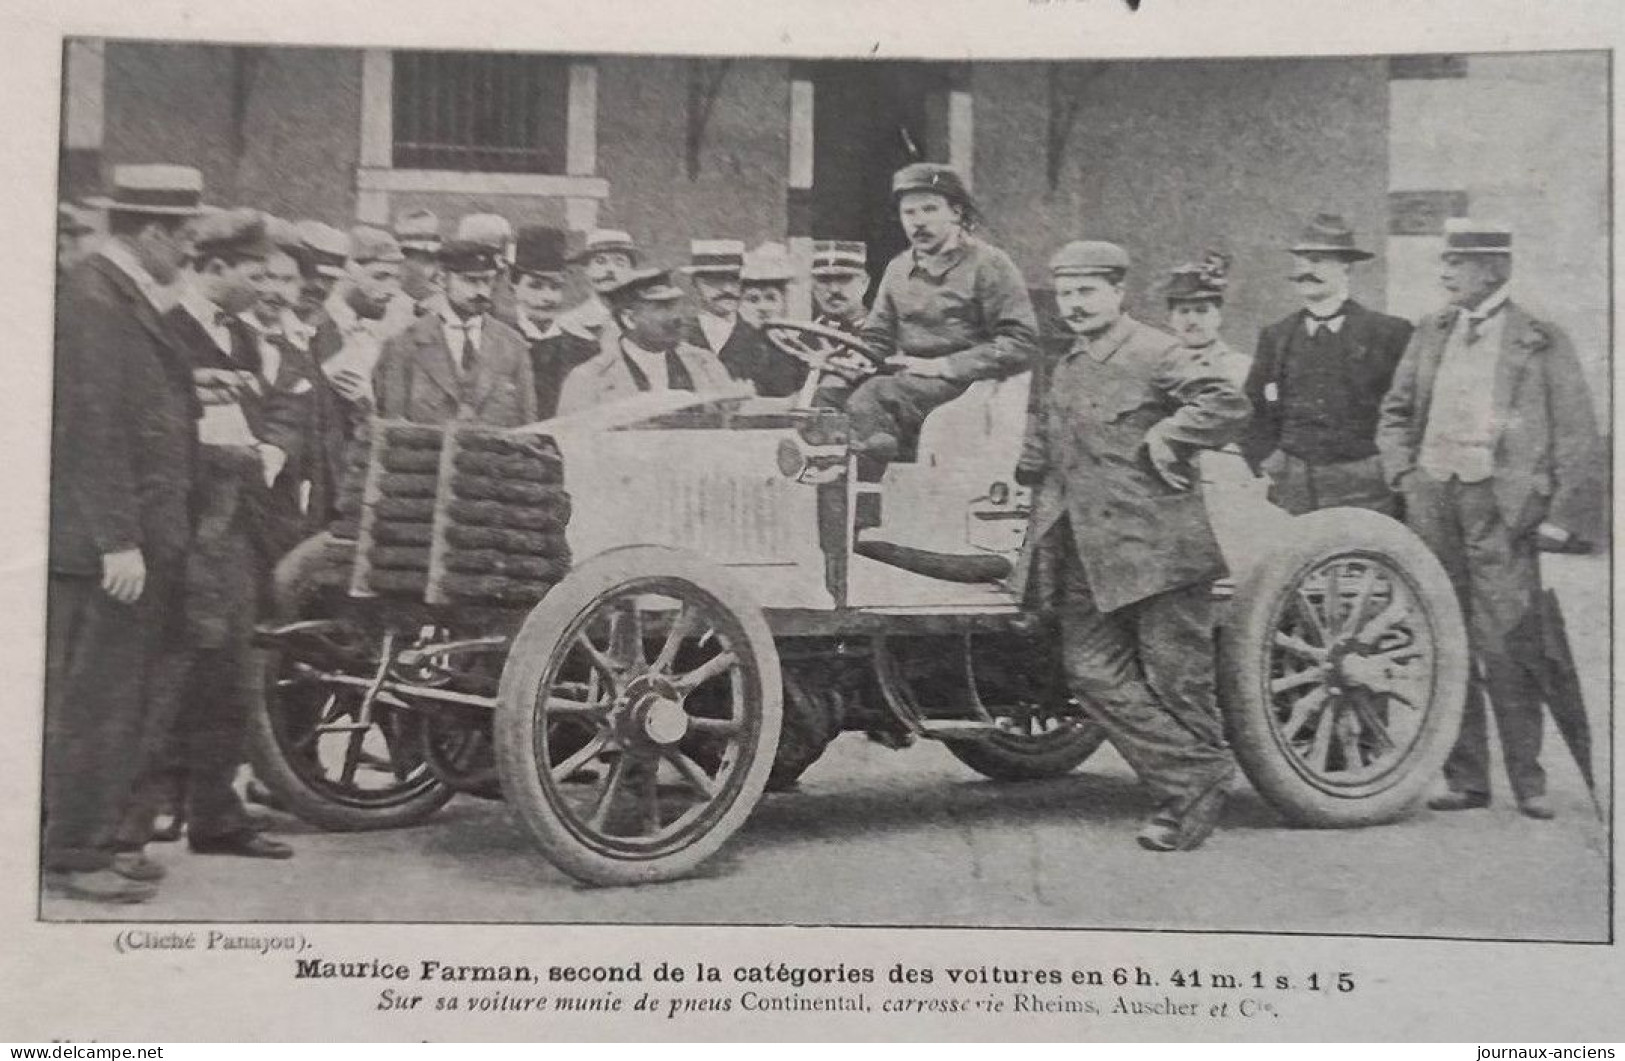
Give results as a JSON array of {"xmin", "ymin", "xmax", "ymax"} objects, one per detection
[{"xmin": 392, "ymin": 50, "xmax": 570, "ymax": 173}]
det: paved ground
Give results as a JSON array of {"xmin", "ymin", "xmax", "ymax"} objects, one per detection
[{"xmin": 43, "ymin": 555, "xmax": 1611, "ymax": 941}]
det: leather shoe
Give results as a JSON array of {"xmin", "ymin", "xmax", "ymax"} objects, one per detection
[
  {"xmin": 1136, "ymin": 817, "xmax": 1182, "ymax": 852},
  {"xmin": 150, "ymin": 808, "xmax": 187, "ymax": 842},
  {"xmin": 1517, "ymin": 795, "xmax": 1556, "ymax": 820},
  {"xmin": 1427, "ymin": 792, "xmax": 1491, "ymax": 812},
  {"xmin": 45, "ymin": 869, "xmax": 156, "ymax": 904},
  {"xmin": 190, "ymin": 831, "xmax": 293, "ymax": 859},
  {"xmin": 1172, "ymin": 781, "xmax": 1229, "ymax": 851},
  {"xmin": 111, "ymin": 850, "xmax": 167, "ymax": 882}
]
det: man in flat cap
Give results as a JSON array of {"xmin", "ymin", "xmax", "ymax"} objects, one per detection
[
  {"xmin": 46, "ymin": 164, "xmax": 203, "ymax": 902},
  {"xmin": 1016, "ymin": 240, "xmax": 1250, "ymax": 851},
  {"xmin": 373, "ymin": 239, "xmax": 536, "ymax": 427},
  {"xmin": 810, "ymin": 239, "xmax": 871, "ymax": 336},
  {"xmin": 850, "ymin": 162, "xmax": 1038, "ymax": 464},
  {"xmin": 510, "ymin": 224, "xmax": 596, "ymax": 418},
  {"xmin": 1242, "ymin": 212, "xmax": 1413, "ymax": 516},
  {"xmin": 381, "ymin": 208, "xmax": 447, "ymax": 334},
  {"xmin": 555, "ymin": 228, "xmax": 640, "ymax": 345},
  {"xmin": 1379, "ymin": 220, "xmax": 1604, "ymax": 819},
  {"xmin": 112, "ymin": 207, "xmax": 297, "ymax": 863},
  {"xmin": 456, "ymin": 212, "xmax": 519, "ymax": 329},
  {"xmin": 558, "ymin": 268, "xmax": 736, "ymax": 414},
  {"xmin": 294, "ymin": 219, "xmax": 349, "ymax": 326}
]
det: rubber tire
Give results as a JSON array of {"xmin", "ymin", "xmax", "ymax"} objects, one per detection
[
  {"xmin": 1218, "ymin": 508, "xmax": 1469, "ymax": 827},
  {"xmin": 946, "ymin": 722, "xmax": 1108, "ymax": 782},
  {"xmin": 245, "ymin": 531, "xmax": 456, "ymax": 831},
  {"xmin": 495, "ymin": 546, "xmax": 783, "ymax": 886}
]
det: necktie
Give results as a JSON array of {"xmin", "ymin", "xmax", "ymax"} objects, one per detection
[{"xmin": 461, "ymin": 326, "xmax": 479, "ymax": 378}]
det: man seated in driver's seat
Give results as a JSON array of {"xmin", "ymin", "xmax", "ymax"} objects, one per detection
[{"xmin": 847, "ymin": 163, "xmax": 1039, "ymax": 465}]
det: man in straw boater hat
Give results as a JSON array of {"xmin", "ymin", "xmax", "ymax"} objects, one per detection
[
  {"xmin": 849, "ymin": 162, "xmax": 1038, "ymax": 465},
  {"xmin": 112, "ymin": 208, "xmax": 299, "ymax": 865},
  {"xmin": 379, "ymin": 207, "xmax": 447, "ymax": 333},
  {"xmin": 373, "ymin": 238, "xmax": 536, "ymax": 427},
  {"xmin": 509, "ymin": 224, "xmax": 596, "ymax": 418},
  {"xmin": 678, "ymin": 238, "xmax": 755, "ymax": 367},
  {"xmin": 1015, "ymin": 240, "xmax": 1250, "ymax": 851},
  {"xmin": 46, "ymin": 164, "xmax": 205, "ymax": 902},
  {"xmin": 1241, "ymin": 211, "xmax": 1413, "ymax": 516},
  {"xmin": 1378, "ymin": 219, "xmax": 1604, "ymax": 820},
  {"xmin": 293, "ymin": 218, "xmax": 349, "ymax": 325},
  {"xmin": 555, "ymin": 227, "xmax": 641, "ymax": 345},
  {"xmin": 558, "ymin": 267, "xmax": 736, "ymax": 414}
]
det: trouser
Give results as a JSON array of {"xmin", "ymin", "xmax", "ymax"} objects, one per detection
[
  {"xmin": 42, "ymin": 565, "xmax": 182, "ymax": 872},
  {"xmin": 846, "ymin": 373, "xmax": 968, "ymax": 455},
  {"xmin": 1051, "ymin": 527, "xmax": 1236, "ymax": 814},
  {"xmin": 1403, "ymin": 472, "xmax": 1546, "ymax": 800},
  {"xmin": 117, "ymin": 533, "xmax": 262, "ymax": 847},
  {"xmin": 1263, "ymin": 450, "xmax": 1397, "ymax": 517}
]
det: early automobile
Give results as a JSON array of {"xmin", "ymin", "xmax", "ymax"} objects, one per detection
[{"xmin": 251, "ymin": 322, "xmax": 1468, "ymax": 886}]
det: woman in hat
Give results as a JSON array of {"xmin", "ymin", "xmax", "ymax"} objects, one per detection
[
  {"xmin": 725, "ymin": 242, "xmax": 808, "ymax": 398},
  {"xmin": 1163, "ymin": 252, "xmax": 1250, "ymax": 386}
]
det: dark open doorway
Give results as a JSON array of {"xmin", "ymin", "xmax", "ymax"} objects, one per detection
[{"xmin": 810, "ymin": 61, "xmax": 955, "ymax": 286}]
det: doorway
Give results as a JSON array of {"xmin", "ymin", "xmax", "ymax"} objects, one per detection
[{"xmin": 810, "ymin": 62, "xmax": 955, "ymax": 285}]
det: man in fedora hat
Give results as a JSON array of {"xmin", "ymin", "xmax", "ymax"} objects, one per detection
[
  {"xmin": 46, "ymin": 164, "xmax": 204, "ymax": 902},
  {"xmin": 114, "ymin": 207, "xmax": 297, "ymax": 864},
  {"xmin": 558, "ymin": 268, "xmax": 736, "ymax": 414},
  {"xmin": 510, "ymin": 224, "xmax": 596, "ymax": 418},
  {"xmin": 809, "ymin": 239, "xmax": 871, "ymax": 335},
  {"xmin": 850, "ymin": 162, "xmax": 1038, "ymax": 464},
  {"xmin": 1242, "ymin": 212, "xmax": 1413, "ymax": 516},
  {"xmin": 373, "ymin": 239, "xmax": 536, "ymax": 427},
  {"xmin": 1014, "ymin": 239, "xmax": 1248, "ymax": 852},
  {"xmin": 555, "ymin": 228, "xmax": 640, "ymax": 345},
  {"xmin": 1378, "ymin": 219, "xmax": 1604, "ymax": 820}
]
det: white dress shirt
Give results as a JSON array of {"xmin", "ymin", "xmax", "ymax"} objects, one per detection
[
  {"xmin": 621, "ymin": 336, "xmax": 670, "ymax": 391},
  {"xmin": 697, "ymin": 310, "xmax": 736, "ymax": 353},
  {"xmin": 442, "ymin": 311, "xmax": 485, "ymax": 372}
]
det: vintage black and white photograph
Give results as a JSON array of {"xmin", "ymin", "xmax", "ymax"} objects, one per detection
[{"xmin": 41, "ymin": 36, "xmax": 1611, "ymax": 944}]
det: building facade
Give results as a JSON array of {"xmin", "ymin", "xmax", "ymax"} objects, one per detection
[{"xmin": 60, "ymin": 41, "xmax": 1609, "ymax": 407}]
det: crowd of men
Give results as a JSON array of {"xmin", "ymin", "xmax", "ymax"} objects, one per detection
[{"xmin": 45, "ymin": 157, "xmax": 1604, "ymax": 903}]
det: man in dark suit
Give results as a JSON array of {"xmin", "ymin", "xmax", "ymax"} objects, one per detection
[
  {"xmin": 118, "ymin": 209, "xmax": 297, "ymax": 862},
  {"xmin": 511, "ymin": 225, "xmax": 596, "ymax": 419},
  {"xmin": 1015, "ymin": 240, "xmax": 1249, "ymax": 852},
  {"xmin": 1242, "ymin": 213, "xmax": 1413, "ymax": 515},
  {"xmin": 45, "ymin": 165, "xmax": 204, "ymax": 903},
  {"xmin": 373, "ymin": 239, "xmax": 537, "ymax": 427},
  {"xmin": 1378, "ymin": 220, "xmax": 1604, "ymax": 819},
  {"xmin": 679, "ymin": 239, "xmax": 748, "ymax": 358}
]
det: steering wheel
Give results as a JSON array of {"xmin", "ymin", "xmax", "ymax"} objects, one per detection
[{"xmin": 760, "ymin": 319, "xmax": 881, "ymax": 408}]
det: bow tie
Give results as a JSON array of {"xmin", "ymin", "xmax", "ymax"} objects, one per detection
[{"xmin": 1304, "ymin": 313, "xmax": 1345, "ymax": 337}]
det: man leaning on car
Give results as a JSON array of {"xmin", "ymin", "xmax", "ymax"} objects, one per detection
[{"xmin": 1015, "ymin": 240, "xmax": 1251, "ymax": 852}]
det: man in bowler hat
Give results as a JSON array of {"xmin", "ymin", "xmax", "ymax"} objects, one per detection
[
  {"xmin": 510, "ymin": 225, "xmax": 596, "ymax": 418},
  {"xmin": 1242, "ymin": 213, "xmax": 1413, "ymax": 515}
]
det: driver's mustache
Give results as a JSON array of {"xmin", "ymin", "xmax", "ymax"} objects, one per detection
[{"xmin": 1289, "ymin": 272, "xmax": 1322, "ymax": 283}]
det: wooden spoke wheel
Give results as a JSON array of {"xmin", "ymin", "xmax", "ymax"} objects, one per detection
[
  {"xmin": 247, "ymin": 536, "xmax": 453, "ymax": 830},
  {"xmin": 1219, "ymin": 509, "xmax": 1469, "ymax": 826},
  {"xmin": 495, "ymin": 547, "xmax": 781, "ymax": 886}
]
